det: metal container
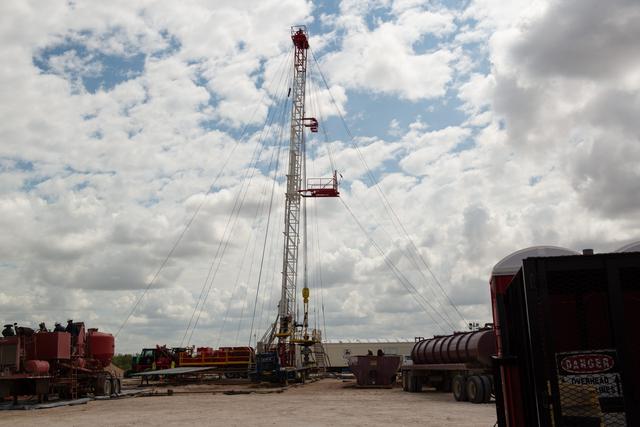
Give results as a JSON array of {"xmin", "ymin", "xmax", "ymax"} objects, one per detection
[
  {"xmin": 87, "ymin": 329, "xmax": 114, "ymax": 367},
  {"xmin": 33, "ymin": 332, "xmax": 71, "ymax": 360},
  {"xmin": 348, "ymin": 355, "xmax": 401, "ymax": 387},
  {"xmin": 411, "ymin": 329, "xmax": 497, "ymax": 367},
  {"xmin": 24, "ymin": 359, "xmax": 50, "ymax": 375}
]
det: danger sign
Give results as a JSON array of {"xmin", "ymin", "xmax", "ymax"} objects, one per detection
[
  {"xmin": 556, "ymin": 349, "xmax": 626, "ymax": 420},
  {"xmin": 559, "ymin": 353, "xmax": 615, "ymax": 374}
]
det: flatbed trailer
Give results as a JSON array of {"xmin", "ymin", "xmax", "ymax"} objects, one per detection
[{"xmin": 131, "ymin": 365, "xmax": 254, "ymax": 382}]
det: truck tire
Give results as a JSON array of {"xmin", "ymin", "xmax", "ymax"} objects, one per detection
[
  {"xmin": 104, "ymin": 377, "xmax": 112, "ymax": 396},
  {"xmin": 111, "ymin": 378, "xmax": 121, "ymax": 395},
  {"xmin": 452, "ymin": 375, "xmax": 467, "ymax": 401},
  {"xmin": 466, "ymin": 375, "xmax": 484, "ymax": 403},
  {"xmin": 480, "ymin": 375, "xmax": 492, "ymax": 403},
  {"xmin": 407, "ymin": 373, "xmax": 420, "ymax": 392},
  {"xmin": 94, "ymin": 376, "xmax": 105, "ymax": 396},
  {"xmin": 95, "ymin": 375, "xmax": 111, "ymax": 396},
  {"xmin": 412, "ymin": 375, "xmax": 422, "ymax": 392}
]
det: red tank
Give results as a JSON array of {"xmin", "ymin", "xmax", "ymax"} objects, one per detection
[
  {"xmin": 34, "ymin": 332, "xmax": 71, "ymax": 360},
  {"xmin": 87, "ymin": 329, "xmax": 115, "ymax": 367},
  {"xmin": 24, "ymin": 360, "xmax": 50, "ymax": 375}
]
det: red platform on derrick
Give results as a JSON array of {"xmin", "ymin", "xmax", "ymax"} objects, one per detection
[
  {"xmin": 299, "ymin": 171, "xmax": 340, "ymax": 198},
  {"xmin": 291, "ymin": 28, "xmax": 309, "ymax": 50}
]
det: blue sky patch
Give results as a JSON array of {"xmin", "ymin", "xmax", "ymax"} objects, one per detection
[
  {"xmin": 33, "ymin": 39, "xmax": 146, "ymax": 93},
  {"xmin": 529, "ymin": 175, "xmax": 542, "ymax": 186},
  {"xmin": 73, "ymin": 180, "xmax": 90, "ymax": 191},
  {"xmin": 14, "ymin": 159, "xmax": 34, "ymax": 172},
  {"xmin": 150, "ymin": 31, "xmax": 181, "ymax": 59},
  {"xmin": 22, "ymin": 175, "xmax": 50, "ymax": 192}
]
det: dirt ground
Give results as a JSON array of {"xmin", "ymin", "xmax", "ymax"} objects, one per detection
[{"xmin": 0, "ymin": 378, "xmax": 497, "ymax": 427}]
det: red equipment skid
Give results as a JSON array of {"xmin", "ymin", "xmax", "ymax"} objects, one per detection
[
  {"xmin": 178, "ymin": 346, "xmax": 254, "ymax": 376},
  {"xmin": 0, "ymin": 321, "xmax": 117, "ymax": 403},
  {"xmin": 130, "ymin": 345, "xmax": 255, "ymax": 377}
]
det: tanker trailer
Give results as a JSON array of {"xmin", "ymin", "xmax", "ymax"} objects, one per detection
[{"xmin": 401, "ymin": 327, "xmax": 496, "ymax": 403}]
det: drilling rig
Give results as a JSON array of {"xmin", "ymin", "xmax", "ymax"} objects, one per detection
[{"xmin": 254, "ymin": 26, "xmax": 338, "ymax": 383}]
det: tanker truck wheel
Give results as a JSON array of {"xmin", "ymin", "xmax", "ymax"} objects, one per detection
[
  {"xmin": 408, "ymin": 373, "xmax": 421, "ymax": 392},
  {"xmin": 403, "ymin": 372, "xmax": 419, "ymax": 392},
  {"xmin": 104, "ymin": 377, "xmax": 112, "ymax": 396},
  {"xmin": 110, "ymin": 378, "xmax": 121, "ymax": 395},
  {"xmin": 479, "ymin": 375, "xmax": 492, "ymax": 403},
  {"xmin": 452, "ymin": 375, "xmax": 467, "ymax": 401},
  {"xmin": 94, "ymin": 375, "xmax": 111, "ymax": 396},
  {"xmin": 465, "ymin": 375, "xmax": 485, "ymax": 403}
]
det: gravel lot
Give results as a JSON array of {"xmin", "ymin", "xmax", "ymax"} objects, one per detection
[{"xmin": 0, "ymin": 378, "xmax": 497, "ymax": 427}]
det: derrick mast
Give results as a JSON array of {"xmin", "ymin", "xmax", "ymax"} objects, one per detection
[
  {"xmin": 275, "ymin": 26, "xmax": 310, "ymax": 367},
  {"xmin": 259, "ymin": 26, "xmax": 338, "ymax": 373}
]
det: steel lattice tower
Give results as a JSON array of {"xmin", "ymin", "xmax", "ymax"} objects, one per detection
[{"xmin": 275, "ymin": 26, "xmax": 310, "ymax": 367}]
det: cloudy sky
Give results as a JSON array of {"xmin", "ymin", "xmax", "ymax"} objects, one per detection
[{"xmin": 1, "ymin": 0, "xmax": 639, "ymax": 354}]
